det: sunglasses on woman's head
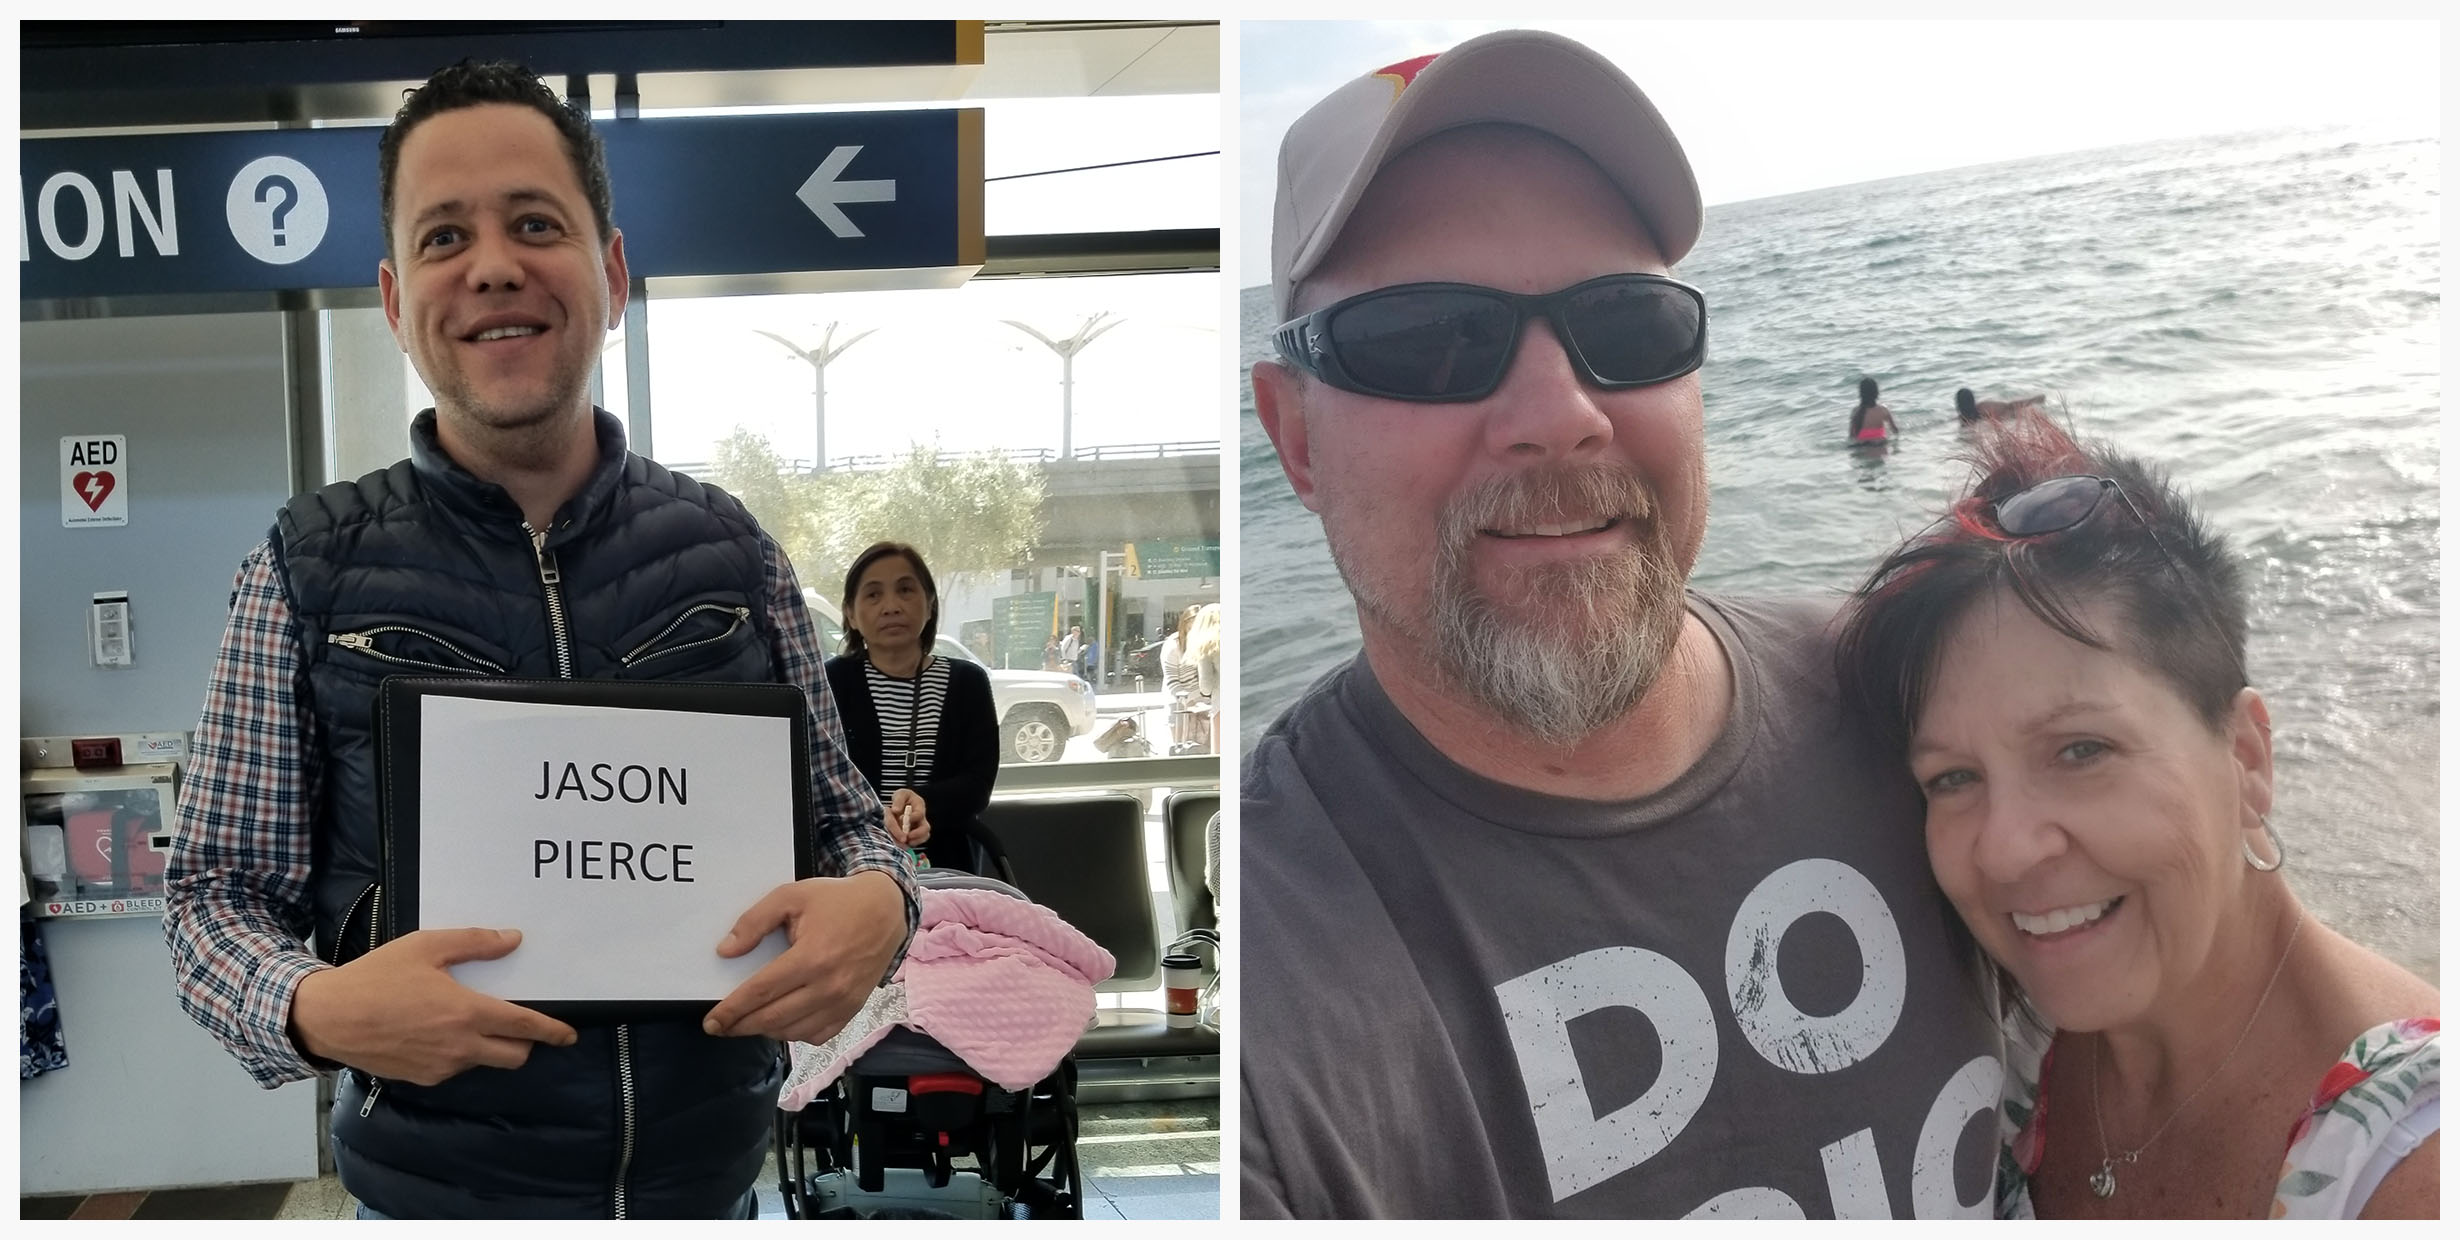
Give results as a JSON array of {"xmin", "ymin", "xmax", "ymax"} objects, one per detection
[
  {"xmin": 1272, "ymin": 273, "xmax": 1709, "ymax": 403},
  {"xmin": 1992, "ymin": 474, "xmax": 2182, "ymax": 574}
]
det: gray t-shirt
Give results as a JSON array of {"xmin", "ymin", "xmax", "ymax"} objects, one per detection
[{"xmin": 1239, "ymin": 592, "xmax": 2005, "ymax": 1218}]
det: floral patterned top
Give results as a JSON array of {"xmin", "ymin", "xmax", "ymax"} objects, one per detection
[{"xmin": 1996, "ymin": 1014, "xmax": 2440, "ymax": 1219}]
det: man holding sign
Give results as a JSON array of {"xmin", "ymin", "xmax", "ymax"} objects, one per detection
[{"xmin": 163, "ymin": 61, "xmax": 917, "ymax": 1220}]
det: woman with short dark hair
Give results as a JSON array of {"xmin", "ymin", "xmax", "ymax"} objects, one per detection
[{"xmin": 1836, "ymin": 409, "xmax": 2439, "ymax": 1219}]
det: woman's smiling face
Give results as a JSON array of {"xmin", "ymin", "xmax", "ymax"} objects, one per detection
[{"xmin": 1911, "ymin": 589, "xmax": 2270, "ymax": 1031}]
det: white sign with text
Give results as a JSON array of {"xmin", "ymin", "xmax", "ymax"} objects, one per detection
[
  {"xmin": 61, "ymin": 435, "xmax": 128, "ymax": 527},
  {"xmin": 417, "ymin": 695, "xmax": 798, "ymax": 1003}
]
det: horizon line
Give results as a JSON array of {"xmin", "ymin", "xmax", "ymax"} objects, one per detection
[{"xmin": 1235, "ymin": 121, "xmax": 2429, "ymax": 291}]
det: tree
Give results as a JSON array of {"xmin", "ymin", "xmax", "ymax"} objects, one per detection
[
  {"xmin": 707, "ymin": 428, "xmax": 821, "ymax": 573},
  {"xmin": 1002, "ymin": 312, "xmax": 1123, "ymax": 460},
  {"xmin": 703, "ymin": 429, "xmax": 1046, "ymax": 598},
  {"xmin": 753, "ymin": 323, "xmax": 877, "ymax": 473}
]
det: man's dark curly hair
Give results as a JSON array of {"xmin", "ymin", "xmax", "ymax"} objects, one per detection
[{"xmin": 377, "ymin": 59, "xmax": 615, "ymax": 260}]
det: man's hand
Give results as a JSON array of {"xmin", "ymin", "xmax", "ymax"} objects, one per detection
[
  {"xmin": 886, "ymin": 788, "xmax": 932, "ymax": 848},
  {"xmin": 289, "ymin": 928, "xmax": 578, "ymax": 1086},
  {"xmin": 704, "ymin": 871, "xmax": 908, "ymax": 1044}
]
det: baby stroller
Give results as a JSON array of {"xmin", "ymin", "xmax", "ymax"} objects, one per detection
[{"xmin": 774, "ymin": 830, "xmax": 1091, "ymax": 1219}]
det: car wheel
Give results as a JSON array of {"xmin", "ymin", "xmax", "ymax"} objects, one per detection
[{"xmin": 1002, "ymin": 709, "xmax": 1066, "ymax": 764}]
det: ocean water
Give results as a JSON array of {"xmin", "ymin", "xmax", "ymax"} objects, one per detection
[{"xmin": 1238, "ymin": 127, "xmax": 2440, "ymax": 978}]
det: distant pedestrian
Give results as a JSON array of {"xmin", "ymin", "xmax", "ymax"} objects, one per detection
[
  {"xmin": 1188, "ymin": 604, "xmax": 1222, "ymax": 754},
  {"xmin": 1849, "ymin": 376, "xmax": 1896, "ymax": 443},
  {"xmin": 1164, "ymin": 604, "xmax": 1202, "ymax": 751}
]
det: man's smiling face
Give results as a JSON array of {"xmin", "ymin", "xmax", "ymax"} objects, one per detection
[
  {"xmin": 1259, "ymin": 126, "xmax": 1710, "ymax": 742},
  {"xmin": 379, "ymin": 102, "xmax": 626, "ymax": 441}
]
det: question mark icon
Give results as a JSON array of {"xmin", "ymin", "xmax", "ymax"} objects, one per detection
[
  {"xmin": 256, "ymin": 175, "xmax": 299, "ymax": 247},
  {"xmin": 226, "ymin": 156, "xmax": 327, "ymax": 265}
]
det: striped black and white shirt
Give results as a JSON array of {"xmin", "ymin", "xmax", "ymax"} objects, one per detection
[{"xmin": 863, "ymin": 654, "xmax": 952, "ymax": 792}]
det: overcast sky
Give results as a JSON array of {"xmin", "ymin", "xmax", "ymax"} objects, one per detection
[{"xmin": 1237, "ymin": 18, "xmax": 2440, "ymax": 289}]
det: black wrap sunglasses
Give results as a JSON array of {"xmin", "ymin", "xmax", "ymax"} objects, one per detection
[
  {"xmin": 1272, "ymin": 273, "xmax": 1709, "ymax": 403},
  {"xmin": 1991, "ymin": 474, "xmax": 2182, "ymax": 574}
]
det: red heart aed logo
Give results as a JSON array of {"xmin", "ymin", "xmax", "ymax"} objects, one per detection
[{"xmin": 74, "ymin": 471, "xmax": 116, "ymax": 511}]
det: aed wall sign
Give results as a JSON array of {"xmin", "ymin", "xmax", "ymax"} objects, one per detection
[
  {"xmin": 20, "ymin": 111, "xmax": 983, "ymax": 301},
  {"xmin": 62, "ymin": 435, "xmax": 128, "ymax": 528}
]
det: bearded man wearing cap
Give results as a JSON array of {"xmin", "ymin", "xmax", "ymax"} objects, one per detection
[{"xmin": 1242, "ymin": 30, "xmax": 2002, "ymax": 1218}]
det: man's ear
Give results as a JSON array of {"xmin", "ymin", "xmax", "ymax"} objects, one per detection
[
  {"xmin": 603, "ymin": 228, "xmax": 631, "ymax": 325},
  {"xmin": 1253, "ymin": 359, "xmax": 1321, "ymax": 513},
  {"xmin": 377, "ymin": 258, "xmax": 406, "ymax": 350}
]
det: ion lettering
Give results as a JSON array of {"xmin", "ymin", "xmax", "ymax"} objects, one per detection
[
  {"xmin": 38, "ymin": 172, "xmax": 105, "ymax": 261},
  {"xmin": 111, "ymin": 170, "xmax": 178, "ymax": 257}
]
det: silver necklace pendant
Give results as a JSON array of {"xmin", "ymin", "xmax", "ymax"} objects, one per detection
[{"xmin": 2090, "ymin": 1164, "xmax": 2118, "ymax": 1199}]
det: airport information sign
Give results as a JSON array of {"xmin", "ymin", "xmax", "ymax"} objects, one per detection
[
  {"xmin": 20, "ymin": 110, "xmax": 981, "ymax": 301},
  {"xmin": 1126, "ymin": 539, "xmax": 1220, "ymax": 579},
  {"xmin": 992, "ymin": 591, "xmax": 1059, "ymax": 670}
]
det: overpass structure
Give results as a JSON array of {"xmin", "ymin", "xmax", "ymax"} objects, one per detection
[
  {"xmin": 1035, "ymin": 444, "xmax": 1220, "ymax": 564},
  {"xmin": 676, "ymin": 439, "xmax": 1220, "ymax": 570}
]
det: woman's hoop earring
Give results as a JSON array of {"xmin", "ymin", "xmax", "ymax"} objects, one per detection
[{"xmin": 2244, "ymin": 815, "xmax": 2287, "ymax": 873}]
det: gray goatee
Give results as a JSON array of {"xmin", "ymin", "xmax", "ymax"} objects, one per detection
[{"xmin": 1425, "ymin": 462, "xmax": 1687, "ymax": 747}]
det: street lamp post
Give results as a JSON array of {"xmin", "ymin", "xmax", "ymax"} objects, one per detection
[
  {"xmin": 1002, "ymin": 313, "xmax": 1123, "ymax": 461},
  {"xmin": 754, "ymin": 323, "xmax": 876, "ymax": 472},
  {"xmin": 1097, "ymin": 549, "xmax": 1126, "ymax": 692}
]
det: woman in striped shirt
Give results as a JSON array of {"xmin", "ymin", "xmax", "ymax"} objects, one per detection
[{"xmin": 824, "ymin": 541, "xmax": 1001, "ymax": 873}]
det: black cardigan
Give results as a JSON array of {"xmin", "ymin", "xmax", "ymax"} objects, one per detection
[{"xmin": 824, "ymin": 652, "xmax": 1000, "ymax": 873}]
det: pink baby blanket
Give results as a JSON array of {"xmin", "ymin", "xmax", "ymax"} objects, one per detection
[{"xmin": 782, "ymin": 886, "xmax": 1115, "ymax": 1105}]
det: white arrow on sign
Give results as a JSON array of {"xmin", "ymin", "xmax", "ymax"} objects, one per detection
[{"xmin": 795, "ymin": 146, "xmax": 897, "ymax": 239}]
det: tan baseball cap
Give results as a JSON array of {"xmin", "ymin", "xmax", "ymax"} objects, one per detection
[{"xmin": 1270, "ymin": 28, "xmax": 1704, "ymax": 319}]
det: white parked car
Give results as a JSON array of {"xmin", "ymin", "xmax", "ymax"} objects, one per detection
[{"xmin": 803, "ymin": 591, "xmax": 1099, "ymax": 764}]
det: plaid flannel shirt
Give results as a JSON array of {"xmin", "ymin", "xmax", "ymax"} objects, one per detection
[{"xmin": 164, "ymin": 533, "xmax": 917, "ymax": 1088}]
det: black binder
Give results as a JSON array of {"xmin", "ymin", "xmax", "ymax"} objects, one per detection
[{"xmin": 373, "ymin": 675, "xmax": 816, "ymax": 1021}]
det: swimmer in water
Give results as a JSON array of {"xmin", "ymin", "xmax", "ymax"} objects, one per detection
[
  {"xmin": 1957, "ymin": 387, "xmax": 2049, "ymax": 424},
  {"xmin": 1849, "ymin": 376, "xmax": 1897, "ymax": 443}
]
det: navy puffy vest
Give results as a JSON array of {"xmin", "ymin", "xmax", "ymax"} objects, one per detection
[{"xmin": 275, "ymin": 409, "xmax": 784, "ymax": 1218}]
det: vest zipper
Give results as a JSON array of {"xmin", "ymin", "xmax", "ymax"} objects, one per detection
[
  {"xmin": 359, "ymin": 812, "xmax": 395, "ymax": 1118},
  {"xmin": 325, "ymin": 882, "xmax": 379, "ymax": 966},
  {"xmin": 328, "ymin": 626, "xmax": 507, "ymax": 675},
  {"xmin": 335, "ymin": 881, "xmax": 393, "ymax": 1115},
  {"xmin": 621, "ymin": 604, "xmax": 751, "ymax": 668},
  {"xmin": 528, "ymin": 520, "xmax": 634, "ymax": 1216},
  {"xmin": 613, "ymin": 1023, "xmax": 638, "ymax": 1219},
  {"xmin": 526, "ymin": 523, "xmax": 576, "ymax": 681}
]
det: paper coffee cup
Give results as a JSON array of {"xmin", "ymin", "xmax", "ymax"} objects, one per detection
[{"xmin": 1162, "ymin": 951, "xmax": 1203, "ymax": 1028}]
